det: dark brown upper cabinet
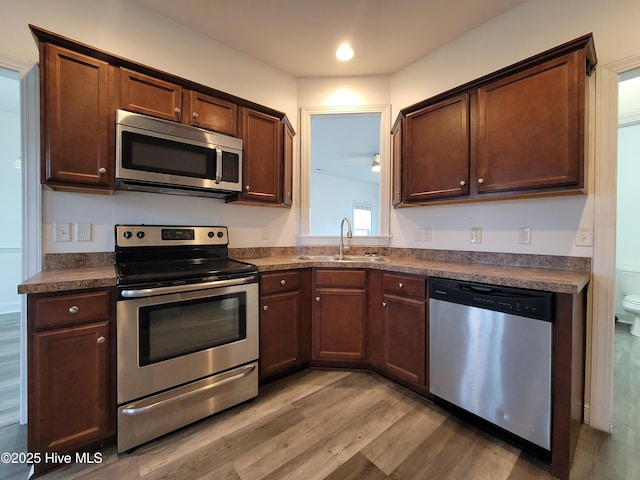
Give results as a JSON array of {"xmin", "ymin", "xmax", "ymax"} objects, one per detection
[
  {"xmin": 40, "ymin": 44, "xmax": 115, "ymax": 191},
  {"xmin": 394, "ymin": 34, "xmax": 596, "ymax": 207}
]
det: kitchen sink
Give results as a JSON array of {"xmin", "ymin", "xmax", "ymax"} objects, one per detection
[{"xmin": 293, "ymin": 254, "xmax": 387, "ymax": 262}]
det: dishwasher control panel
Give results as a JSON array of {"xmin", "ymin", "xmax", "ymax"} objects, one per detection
[{"xmin": 429, "ymin": 278, "xmax": 553, "ymax": 321}]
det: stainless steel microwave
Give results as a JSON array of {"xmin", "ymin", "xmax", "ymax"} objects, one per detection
[{"xmin": 115, "ymin": 110, "xmax": 243, "ymax": 198}]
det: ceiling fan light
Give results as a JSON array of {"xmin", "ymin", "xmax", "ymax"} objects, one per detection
[{"xmin": 371, "ymin": 153, "xmax": 381, "ymax": 172}]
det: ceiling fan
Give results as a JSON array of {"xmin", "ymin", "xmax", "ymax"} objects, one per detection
[{"xmin": 342, "ymin": 153, "xmax": 381, "ymax": 172}]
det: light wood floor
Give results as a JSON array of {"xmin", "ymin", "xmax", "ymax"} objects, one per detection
[
  {"xmin": 0, "ymin": 312, "xmax": 20, "ymax": 428},
  {"xmin": 1, "ymin": 321, "xmax": 639, "ymax": 480}
]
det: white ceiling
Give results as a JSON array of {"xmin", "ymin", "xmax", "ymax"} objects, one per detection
[{"xmin": 132, "ymin": 0, "xmax": 527, "ymax": 77}]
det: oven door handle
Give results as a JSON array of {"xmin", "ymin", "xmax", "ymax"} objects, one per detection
[
  {"xmin": 121, "ymin": 363, "xmax": 256, "ymax": 416},
  {"xmin": 120, "ymin": 275, "xmax": 257, "ymax": 298}
]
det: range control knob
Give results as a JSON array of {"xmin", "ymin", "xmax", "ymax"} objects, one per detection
[
  {"xmin": 136, "ymin": 231, "xmax": 145, "ymax": 239},
  {"xmin": 208, "ymin": 231, "xmax": 215, "ymax": 238},
  {"xmin": 123, "ymin": 231, "xmax": 133, "ymax": 239},
  {"xmin": 217, "ymin": 231, "xmax": 224, "ymax": 238}
]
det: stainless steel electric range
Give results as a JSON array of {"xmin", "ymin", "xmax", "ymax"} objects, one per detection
[{"xmin": 114, "ymin": 224, "xmax": 258, "ymax": 452}]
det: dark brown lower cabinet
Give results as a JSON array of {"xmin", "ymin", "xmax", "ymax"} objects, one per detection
[
  {"xmin": 312, "ymin": 269, "xmax": 367, "ymax": 366},
  {"xmin": 369, "ymin": 272, "xmax": 428, "ymax": 393},
  {"xmin": 27, "ymin": 288, "xmax": 115, "ymax": 475},
  {"xmin": 382, "ymin": 293, "xmax": 426, "ymax": 386},
  {"xmin": 259, "ymin": 270, "xmax": 310, "ymax": 381}
]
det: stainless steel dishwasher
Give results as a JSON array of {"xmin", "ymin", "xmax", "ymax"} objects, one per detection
[{"xmin": 429, "ymin": 278, "xmax": 553, "ymax": 451}]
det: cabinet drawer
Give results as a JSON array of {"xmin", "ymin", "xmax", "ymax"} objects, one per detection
[
  {"xmin": 314, "ymin": 269, "xmax": 367, "ymax": 288},
  {"xmin": 382, "ymin": 273, "xmax": 426, "ymax": 298},
  {"xmin": 30, "ymin": 289, "xmax": 112, "ymax": 330},
  {"xmin": 261, "ymin": 271, "xmax": 300, "ymax": 295}
]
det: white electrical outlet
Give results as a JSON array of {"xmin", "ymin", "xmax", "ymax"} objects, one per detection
[
  {"xmin": 422, "ymin": 227, "xmax": 432, "ymax": 242},
  {"xmin": 414, "ymin": 227, "xmax": 422, "ymax": 242},
  {"xmin": 470, "ymin": 227, "xmax": 482, "ymax": 244},
  {"xmin": 76, "ymin": 223, "xmax": 92, "ymax": 242},
  {"xmin": 518, "ymin": 227, "xmax": 532, "ymax": 244},
  {"xmin": 54, "ymin": 223, "xmax": 71, "ymax": 242}
]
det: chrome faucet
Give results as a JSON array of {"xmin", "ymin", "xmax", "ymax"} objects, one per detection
[{"xmin": 339, "ymin": 217, "xmax": 353, "ymax": 260}]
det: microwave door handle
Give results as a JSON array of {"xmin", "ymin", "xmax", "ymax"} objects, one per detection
[{"xmin": 215, "ymin": 146, "xmax": 222, "ymax": 184}]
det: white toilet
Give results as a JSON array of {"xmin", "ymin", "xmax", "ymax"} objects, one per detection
[{"xmin": 617, "ymin": 266, "xmax": 640, "ymax": 337}]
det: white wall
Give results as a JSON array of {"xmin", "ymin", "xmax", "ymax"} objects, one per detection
[
  {"xmin": 0, "ymin": 75, "xmax": 22, "ymax": 312},
  {"xmin": 0, "ymin": 0, "xmax": 299, "ymax": 253},
  {"xmin": 616, "ymin": 124, "xmax": 640, "ymax": 270},
  {"xmin": 310, "ymin": 172, "xmax": 379, "ymax": 236}
]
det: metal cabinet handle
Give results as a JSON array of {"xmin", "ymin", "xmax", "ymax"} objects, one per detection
[
  {"xmin": 174, "ymin": 107, "xmax": 181, "ymax": 115},
  {"xmin": 280, "ymin": 279, "xmax": 286, "ymax": 286},
  {"xmin": 192, "ymin": 111, "xmax": 199, "ymax": 119},
  {"xmin": 478, "ymin": 178, "xmax": 485, "ymax": 184},
  {"xmin": 98, "ymin": 167, "xmax": 106, "ymax": 175},
  {"xmin": 315, "ymin": 296, "xmax": 320, "ymax": 301},
  {"xmin": 382, "ymin": 301, "xmax": 387, "ymax": 307},
  {"xmin": 459, "ymin": 180, "xmax": 466, "ymax": 186},
  {"xmin": 69, "ymin": 305, "xmax": 79, "ymax": 314},
  {"xmin": 263, "ymin": 305, "xmax": 268, "ymax": 311},
  {"xmin": 245, "ymin": 185, "xmax": 251, "ymax": 191},
  {"xmin": 97, "ymin": 336, "xmax": 105, "ymax": 344},
  {"xmin": 398, "ymin": 282, "xmax": 404, "ymax": 288}
]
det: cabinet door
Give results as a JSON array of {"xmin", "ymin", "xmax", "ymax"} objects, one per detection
[
  {"xmin": 185, "ymin": 91, "xmax": 237, "ymax": 136},
  {"xmin": 29, "ymin": 321, "xmax": 110, "ymax": 454},
  {"xmin": 260, "ymin": 291, "xmax": 300, "ymax": 378},
  {"xmin": 391, "ymin": 117, "xmax": 403, "ymax": 207},
  {"xmin": 42, "ymin": 44, "xmax": 113, "ymax": 189},
  {"xmin": 476, "ymin": 51, "xmax": 584, "ymax": 193},
  {"xmin": 282, "ymin": 120, "xmax": 295, "ymax": 207},
  {"xmin": 382, "ymin": 294, "xmax": 426, "ymax": 386},
  {"xmin": 312, "ymin": 287, "xmax": 367, "ymax": 363},
  {"xmin": 119, "ymin": 68, "xmax": 183, "ymax": 122},
  {"xmin": 404, "ymin": 94, "xmax": 470, "ymax": 202},
  {"xmin": 239, "ymin": 108, "xmax": 282, "ymax": 204}
]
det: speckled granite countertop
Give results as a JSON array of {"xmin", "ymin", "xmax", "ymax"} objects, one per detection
[
  {"xmin": 18, "ymin": 249, "xmax": 590, "ymax": 295},
  {"xmin": 245, "ymin": 255, "xmax": 590, "ymax": 294}
]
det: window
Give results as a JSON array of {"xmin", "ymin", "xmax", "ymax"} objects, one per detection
[
  {"xmin": 299, "ymin": 105, "xmax": 391, "ymax": 246},
  {"xmin": 353, "ymin": 202, "xmax": 372, "ymax": 236}
]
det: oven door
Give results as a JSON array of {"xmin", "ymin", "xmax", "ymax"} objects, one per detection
[{"xmin": 117, "ymin": 277, "xmax": 258, "ymax": 405}]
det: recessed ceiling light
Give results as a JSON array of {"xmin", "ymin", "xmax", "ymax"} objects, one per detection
[{"xmin": 336, "ymin": 43, "xmax": 354, "ymax": 61}]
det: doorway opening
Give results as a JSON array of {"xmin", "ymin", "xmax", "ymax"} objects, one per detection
[
  {"xmin": 0, "ymin": 66, "xmax": 22, "ymax": 429},
  {"xmin": 612, "ymin": 65, "xmax": 640, "ymax": 450}
]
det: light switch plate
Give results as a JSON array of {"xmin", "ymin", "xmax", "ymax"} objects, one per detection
[
  {"xmin": 54, "ymin": 223, "xmax": 71, "ymax": 242},
  {"xmin": 576, "ymin": 227, "xmax": 594, "ymax": 246}
]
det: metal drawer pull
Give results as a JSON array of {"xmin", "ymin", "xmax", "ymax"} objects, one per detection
[
  {"xmin": 97, "ymin": 336, "xmax": 106, "ymax": 344},
  {"xmin": 399, "ymin": 282, "xmax": 404, "ymax": 288},
  {"xmin": 382, "ymin": 301, "xmax": 387, "ymax": 307},
  {"xmin": 459, "ymin": 180, "xmax": 466, "ymax": 186},
  {"xmin": 121, "ymin": 364, "xmax": 256, "ymax": 416},
  {"xmin": 280, "ymin": 279, "xmax": 286, "ymax": 286},
  {"xmin": 478, "ymin": 178, "xmax": 485, "ymax": 184},
  {"xmin": 316, "ymin": 296, "xmax": 320, "ymax": 301},
  {"xmin": 263, "ymin": 305, "xmax": 269, "ymax": 311},
  {"xmin": 69, "ymin": 305, "xmax": 79, "ymax": 314},
  {"xmin": 98, "ymin": 167, "xmax": 106, "ymax": 174},
  {"xmin": 174, "ymin": 107, "xmax": 181, "ymax": 115},
  {"xmin": 192, "ymin": 112, "xmax": 199, "ymax": 119}
]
